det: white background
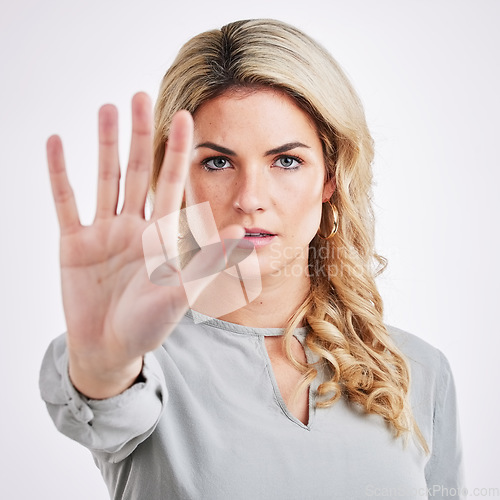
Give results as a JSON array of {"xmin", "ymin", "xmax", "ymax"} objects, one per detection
[{"xmin": 1, "ymin": 0, "xmax": 499, "ymax": 498}]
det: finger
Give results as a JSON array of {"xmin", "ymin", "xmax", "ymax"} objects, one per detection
[
  {"xmin": 151, "ymin": 110, "xmax": 193, "ymax": 220},
  {"xmin": 141, "ymin": 224, "xmax": 246, "ymax": 329},
  {"xmin": 178, "ymin": 225, "xmax": 257, "ymax": 321},
  {"xmin": 121, "ymin": 92, "xmax": 153, "ymax": 216},
  {"xmin": 180, "ymin": 224, "xmax": 245, "ymax": 292},
  {"xmin": 46, "ymin": 135, "xmax": 81, "ymax": 235},
  {"xmin": 95, "ymin": 104, "xmax": 120, "ymax": 219}
]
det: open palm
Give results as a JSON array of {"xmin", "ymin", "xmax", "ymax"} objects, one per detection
[{"xmin": 47, "ymin": 93, "xmax": 243, "ymax": 398}]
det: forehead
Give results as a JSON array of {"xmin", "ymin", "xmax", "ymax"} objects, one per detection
[{"xmin": 192, "ymin": 88, "xmax": 321, "ymax": 146}]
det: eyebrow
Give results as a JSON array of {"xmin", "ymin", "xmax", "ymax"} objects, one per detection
[
  {"xmin": 195, "ymin": 141, "xmax": 310, "ymax": 156},
  {"xmin": 195, "ymin": 142, "xmax": 236, "ymax": 156},
  {"xmin": 264, "ymin": 142, "xmax": 310, "ymax": 156}
]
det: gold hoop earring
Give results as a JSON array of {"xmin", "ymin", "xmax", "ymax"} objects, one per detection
[{"xmin": 317, "ymin": 201, "xmax": 339, "ymax": 240}]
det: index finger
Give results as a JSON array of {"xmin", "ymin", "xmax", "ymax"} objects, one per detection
[{"xmin": 151, "ymin": 110, "xmax": 193, "ymax": 220}]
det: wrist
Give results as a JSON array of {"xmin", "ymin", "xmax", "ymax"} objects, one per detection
[{"xmin": 68, "ymin": 354, "xmax": 144, "ymax": 400}]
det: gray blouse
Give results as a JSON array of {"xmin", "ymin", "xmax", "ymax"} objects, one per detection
[{"xmin": 39, "ymin": 311, "xmax": 465, "ymax": 499}]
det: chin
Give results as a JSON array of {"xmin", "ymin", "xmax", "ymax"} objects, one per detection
[{"xmin": 260, "ymin": 257, "xmax": 306, "ymax": 281}]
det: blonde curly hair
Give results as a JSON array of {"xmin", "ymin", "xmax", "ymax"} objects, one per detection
[{"xmin": 150, "ymin": 18, "xmax": 428, "ymax": 452}]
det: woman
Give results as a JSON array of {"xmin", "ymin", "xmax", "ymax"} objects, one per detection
[{"xmin": 40, "ymin": 19, "xmax": 465, "ymax": 499}]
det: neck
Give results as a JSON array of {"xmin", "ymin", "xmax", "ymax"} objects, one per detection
[{"xmin": 215, "ymin": 267, "xmax": 311, "ymax": 328}]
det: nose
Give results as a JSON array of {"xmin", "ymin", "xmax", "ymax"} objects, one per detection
[{"xmin": 232, "ymin": 167, "xmax": 268, "ymax": 213}]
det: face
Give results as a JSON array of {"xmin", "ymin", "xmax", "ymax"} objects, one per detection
[{"xmin": 184, "ymin": 88, "xmax": 335, "ymax": 280}]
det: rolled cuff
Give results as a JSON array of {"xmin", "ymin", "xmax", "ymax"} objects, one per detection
[{"xmin": 39, "ymin": 334, "xmax": 167, "ymax": 463}]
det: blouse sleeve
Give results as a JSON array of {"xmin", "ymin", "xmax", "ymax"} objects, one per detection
[
  {"xmin": 424, "ymin": 350, "xmax": 467, "ymax": 498},
  {"xmin": 39, "ymin": 333, "xmax": 168, "ymax": 464}
]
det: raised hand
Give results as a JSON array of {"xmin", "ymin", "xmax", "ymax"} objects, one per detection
[{"xmin": 47, "ymin": 93, "xmax": 243, "ymax": 399}]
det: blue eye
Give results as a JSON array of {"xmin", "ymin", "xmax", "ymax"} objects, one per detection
[
  {"xmin": 273, "ymin": 155, "xmax": 303, "ymax": 170},
  {"xmin": 202, "ymin": 157, "xmax": 230, "ymax": 171}
]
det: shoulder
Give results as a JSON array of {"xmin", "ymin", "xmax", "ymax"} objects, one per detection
[
  {"xmin": 385, "ymin": 324, "xmax": 457, "ymax": 403},
  {"xmin": 385, "ymin": 324, "xmax": 457, "ymax": 415},
  {"xmin": 385, "ymin": 324, "xmax": 447, "ymax": 374}
]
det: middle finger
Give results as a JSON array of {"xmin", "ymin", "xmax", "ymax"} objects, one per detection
[{"xmin": 121, "ymin": 92, "xmax": 153, "ymax": 216}]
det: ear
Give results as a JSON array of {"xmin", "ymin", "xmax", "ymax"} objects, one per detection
[{"xmin": 322, "ymin": 177, "xmax": 336, "ymax": 202}]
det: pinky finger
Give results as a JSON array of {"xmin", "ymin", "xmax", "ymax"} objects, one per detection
[{"xmin": 46, "ymin": 135, "xmax": 81, "ymax": 234}]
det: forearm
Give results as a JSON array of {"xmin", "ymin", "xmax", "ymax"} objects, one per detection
[{"xmin": 68, "ymin": 350, "xmax": 144, "ymax": 400}]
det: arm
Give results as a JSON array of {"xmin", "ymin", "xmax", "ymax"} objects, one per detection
[
  {"xmin": 40, "ymin": 334, "xmax": 167, "ymax": 463},
  {"xmin": 425, "ymin": 351, "xmax": 466, "ymax": 498},
  {"xmin": 40, "ymin": 94, "xmax": 243, "ymax": 457},
  {"xmin": 44, "ymin": 94, "xmax": 243, "ymax": 399}
]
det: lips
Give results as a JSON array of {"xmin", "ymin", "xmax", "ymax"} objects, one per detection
[
  {"xmin": 244, "ymin": 227, "xmax": 276, "ymax": 237},
  {"xmin": 239, "ymin": 228, "xmax": 276, "ymax": 249}
]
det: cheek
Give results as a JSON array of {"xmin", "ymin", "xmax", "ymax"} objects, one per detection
[
  {"xmin": 185, "ymin": 175, "xmax": 228, "ymax": 226},
  {"xmin": 185, "ymin": 171, "xmax": 213, "ymax": 206},
  {"xmin": 289, "ymin": 178, "xmax": 324, "ymax": 225},
  {"xmin": 282, "ymin": 192, "xmax": 323, "ymax": 246},
  {"xmin": 300, "ymin": 203, "xmax": 323, "ymax": 238}
]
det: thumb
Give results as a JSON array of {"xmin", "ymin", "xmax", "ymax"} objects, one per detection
[
  {"xmin": 180, "ymin": 224, "xmax": 245, "ymax": 284},
  {"xmin": 179, "ymin": 224, "xmax": 258, "ymax": 310}
]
